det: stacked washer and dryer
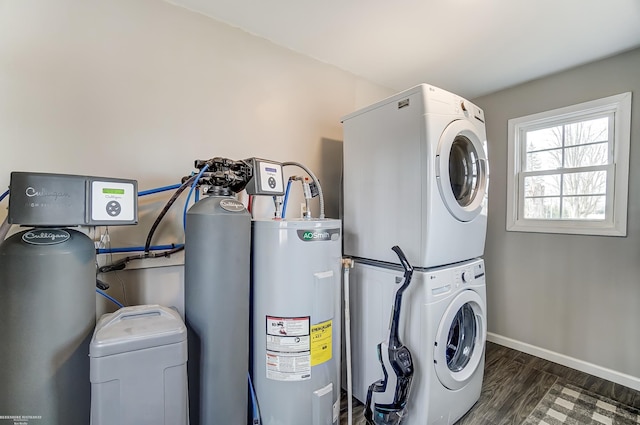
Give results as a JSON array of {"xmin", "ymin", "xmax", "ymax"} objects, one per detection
[{"xmin": 343, "ymin": 84, "xmax": 489, "ymax": 424}]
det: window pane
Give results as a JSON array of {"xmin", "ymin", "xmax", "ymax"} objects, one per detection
[
  {"xmin": 563, "ymin": 171, "xmax": 607, "ymax": 195},
  {"xmin": 526, "ymin": 126, "xmax": 562, "ymax": 151},
  {"xmin": 526, "ymin": 149, "xmax": 562, "ymax": 171},
  {"xmin": 565, "ymin": 117, "xmax": 608, "ymax": 146},
  {"xmin": 524, "ymin": 197, "xmax": 560, "ymax": 219},
  {"xmin": 524, "ymin": 174, "xmax": 560, "ymax": 197},
  {"xmin": 564, "ymin": 143, "xmax": 608, "ymax": 168},
  {"xmin": 562, "ymin": 196, "xmax": 606, "ymax": 220}
]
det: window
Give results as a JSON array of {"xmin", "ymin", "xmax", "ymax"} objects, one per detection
[{"xmin": 506, "ymin": 92, "xmax": 632, "ymax": 236}]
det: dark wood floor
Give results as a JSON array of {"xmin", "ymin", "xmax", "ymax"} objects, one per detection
[{"xmin": 340, "ymin": 341, "xmax": 640, "ymax": 424}]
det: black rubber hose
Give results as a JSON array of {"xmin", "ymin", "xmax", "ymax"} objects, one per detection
[{"xmin": 144, "ymin": 175, "xmax": 195, "ymax": 253}]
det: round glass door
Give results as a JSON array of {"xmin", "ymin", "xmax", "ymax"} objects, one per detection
[
  {"xmin": 446, "ymin": 303, "xmax": 477, "ymax": 372},
  {"xmin": 436, "ymin": 120, "xmax": 488, "ymax": 222},
  {"xmin": 433, "ymin": 290, "xmax": 486, "ymax": 390}
]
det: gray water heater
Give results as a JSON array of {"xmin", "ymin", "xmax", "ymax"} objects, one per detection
[
  {"xmin": 0, "ymin": 228, "xmax": 96, "ymax": 424},
  {"xmin": 251, "ymin": 218, "xmax": 342, "ymax": 425},
  {"xmin": 184, "ymin": 193, "xmax": 251, "ymax": 425}
]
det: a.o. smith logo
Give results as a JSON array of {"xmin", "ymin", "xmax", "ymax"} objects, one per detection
[
  {"xmin": 296, "ymin": 228, "xmax": 340, "ymax": 242},
  {"xmin": 22, "ymin": 229, "xmax": 71, "ymax": 245}
]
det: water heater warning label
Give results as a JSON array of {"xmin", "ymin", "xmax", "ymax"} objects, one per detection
[
  {"xmin": 266, "ymin": 316, "xmax": 311, "ymax": 381},
  {"xmin": 310, "ymin": 319, "xmax": 332, "ymax": 366}
]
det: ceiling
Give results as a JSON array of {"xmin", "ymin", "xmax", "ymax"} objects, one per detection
[{"xmin": 167, "ymin": 0, "xmax": 640, "ymax": 99}]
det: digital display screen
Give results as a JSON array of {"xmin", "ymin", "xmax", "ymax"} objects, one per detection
[
  {"xmin": 266, "ymin": 167, "xmax": 277, "ymax": 173},
  {"xmin": 103, "ymin": 188, "xmax": 125, "ymax": 195}
]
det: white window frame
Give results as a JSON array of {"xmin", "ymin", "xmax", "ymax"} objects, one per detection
[{"xmin": 506, "ymin": 92, "xmax": 632, "ymax": 236}]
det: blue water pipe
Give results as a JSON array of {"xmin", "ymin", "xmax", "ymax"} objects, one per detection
[
  {"xmin": 248, "ymin": 373, "xmax": 261, "ymax": 424},
  {"xmin": 138, "ymin": 184, "xmax": 181, "ymax": 197},
  {"xmin": 281, "ymin": 179, "xmax": 293, "ymax": 219},
  {"xmin": 96, "ymin": 289, "xmax": 124, "ymax": 308},
  {"xmin": 183, "ymin": 164, "xmax": 209, "ymax": 230},
  {"xmin": 0, "ymin": 189, "xmax": 8, "ymax": 203},
  {"xmin": 96, "ymin": 244, "xmax": 184, "ymax": 255}
]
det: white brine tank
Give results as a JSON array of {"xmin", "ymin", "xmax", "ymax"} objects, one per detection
[{"xmin": 252, "ymin": 218, "xmax": 342, "ymax": 425}]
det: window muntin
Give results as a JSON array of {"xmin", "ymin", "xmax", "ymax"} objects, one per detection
[{"xmin": 506, "ymin": 92, "xmax": 631, "ymax": 236}]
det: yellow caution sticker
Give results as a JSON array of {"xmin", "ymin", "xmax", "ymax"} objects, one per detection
[{"xmin": 310, "ymin": 319, "xmax": 332, "ymax": 366}]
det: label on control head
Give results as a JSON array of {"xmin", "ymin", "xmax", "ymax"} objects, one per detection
[
  {"xmin": 91, "ymin": 181, "xmax": 135, "ymax": 222},
  {"xmin": 258, "ymin": 161, "xmax": 284, "ymax": 193}
]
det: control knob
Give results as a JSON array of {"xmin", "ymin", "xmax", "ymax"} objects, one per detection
[{"xmin": 461, "ymin": 271, "xmax": 472, "ymax": 283}]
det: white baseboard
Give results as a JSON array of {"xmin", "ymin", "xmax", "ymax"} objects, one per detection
[{"xmin": 487, "ymin": 332, "xmax": 640, "ymax": 392}]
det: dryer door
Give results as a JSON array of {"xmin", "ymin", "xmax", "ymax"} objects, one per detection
[
  {"xmin": 433, "ymin": 289, "xmax": 486, "ymax": 390},
  {"xmin": 436, "ymin": 119, "xmax": 488, "ymax": 222}
]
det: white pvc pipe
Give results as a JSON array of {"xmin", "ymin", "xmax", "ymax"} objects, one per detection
[{"xmin": 343, "ymin": 258, "xmax": 354, "ymax": 425}]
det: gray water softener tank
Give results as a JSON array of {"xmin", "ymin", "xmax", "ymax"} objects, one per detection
[
  {"xmin": 184, "ymin": 193, "xmax": 251, "ymax": 425},
  {"xmin": 251, "ymin": 218, "xmax": 342, "ymax": 425},
  {"xmin": 0, "ymin": 228, "xmax": 95, "ymax": 425}
]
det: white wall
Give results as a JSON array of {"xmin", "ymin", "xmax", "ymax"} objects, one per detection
[
  {"xmin": 474, "ymin": 47, "xmax": 640, "ymax": 388},
  {"xmin": 0, "ymin": 0, "xmax": 393, "ymax": 316}
]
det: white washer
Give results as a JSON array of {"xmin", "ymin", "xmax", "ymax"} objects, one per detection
[
  {"xmin": 349, "ymin": 258, "xmax": 486, "ymax": 425},
  {"xmin": 342, "ymin": 84, "xmax": 488, "ymax": 268}
]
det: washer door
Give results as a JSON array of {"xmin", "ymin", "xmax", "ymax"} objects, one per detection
[
  {"xmin": 433, "ymin": 289, "xmax": 486, "ymax": 390},
  {"xmin": 436, "ymin": 119, "xmax": 488, "ymax": 222}
]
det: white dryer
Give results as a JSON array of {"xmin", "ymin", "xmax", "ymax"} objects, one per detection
[
  {"xmin": 349, "ymin": 258, "xmax": 486, "ymax": 425},
  {"xmin": 342, "ymin": 84, "xmax": 488, "ymax": 268}
]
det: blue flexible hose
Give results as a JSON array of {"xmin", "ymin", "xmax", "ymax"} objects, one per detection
[
  {"xmin": 138, "ymin": 184, "xmax": 181, "ymax": 197},
  {"xmin": 0, "ymin": 189, "xmax": 8, "ymax": 203},
  {"xmin": 248, "ymin": 373, "xmax": 261, "ymax": 424},
  {"xmin": 183, "ymin": 164, "xmax": 209, "ymax": 230},
  {"xmin": 96, "ymin": 289, "xmax": 124, "ymax": 308},
  {"xmin": 96, "ymin": 244, "xmax": 184, "ymax": 254},
  {"xmin": 281, "ymin": 179, "xmax": 292, "ymax": 219}
]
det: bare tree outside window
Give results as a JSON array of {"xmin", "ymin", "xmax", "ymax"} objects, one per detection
[
  {"xmin": 507, "ymin": 92, "xmax": 631, "ymax": 236},
  {"xmin": 522, "ymin": 117, "xmax": 609, "ymax": 220}
]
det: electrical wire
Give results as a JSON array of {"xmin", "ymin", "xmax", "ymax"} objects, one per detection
[
  {"xmin": 0, "ymin": 189, "xmax": 8, "ymax": 203},
  {"xmin": 114, "ymin": 271, "xmax": 129, "ymax": 307}
]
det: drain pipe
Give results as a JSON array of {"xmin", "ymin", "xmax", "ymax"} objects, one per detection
[{"xmin": 342, "ymin": 257, "xmax": 355, "ymax": 425}]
